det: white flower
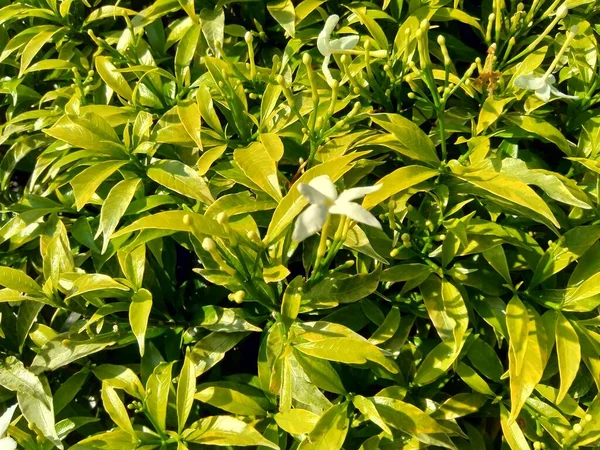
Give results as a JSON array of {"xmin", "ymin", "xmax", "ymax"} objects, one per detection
[
  {"xmin": 0, "ymin": 404, "xmax": 17, "ymax": 450},
  {"xmin": 317, "ymin": 15, "xmax": 359, "ymax": 85},
  {"xmin": 514, "ymin": 73, "xmax": 578, "ymax": 102},
  {"xmin": 292, "ymin": 175, "xmax": 382, "ymax": 242}
]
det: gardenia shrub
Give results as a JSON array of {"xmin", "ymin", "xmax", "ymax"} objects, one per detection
[{"xmin": 0, "ymin": 0, "xmax": 599, "ymax": 448}]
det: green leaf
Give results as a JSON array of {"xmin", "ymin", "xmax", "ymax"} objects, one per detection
[
  {"xmin": 509, "ymin": 305, "xmax": 549, "ymax": 423},
  {"xmin": 293, "ymin": 349, "xmax": 346, "ymax": 394},
  {"xmin": 281, "ymin": 276, "xmax": 302, "ymax": 327},
  {"xmin": 147, "ymin": 159, "xmax": 214, "ymax": 204},
  {"xmin": 267, "ymin": 0, "xmax": 295, "ymax": 37},
  {"xmin": 369, "ymin": 306, "xmax": 401, "ymax": 345},
  {"xmin": 555, "ymin": 312, "xmax": 580, "ymax": 404},
  {"xmin": 18, "ymin": 375, "xmax": 62, "ymax": 449},
  {"xmin": 192, "ymin": 306, "xmax": 261, "ymax": 332},
  {"xmin": 234, "ymin": 142, "xmax": 282, "ymax": 201},
  {"xmin": 456, "ymin": 362, "xmax": 496, "ymax": 396},
  {"xmin": 71, "ymin": 160, "xmax": 128, "ymax": 211},
  {"xmin": 531, "ymin": 225, "xmax": 600, "ymax": 288},
  {"xmin": 177, "ymin": 100, "xmax": 202, "ymax": 148},
  {"xmin": 476, "ymin": 97, "xmax": 511, "ymax": 135},
  {"xmin": 419, "ymin": 275, "xmax": 468, "ymax": 342},
  {"xmin": 353, "ymin": 395, "xmax": 392, "ymax": 435},
  {"xmin": 54, "ymin": 368, "xmax": 89, "ymax": 414},
  {"xmin": 500, "ymin": 158, "xmax": 591, "ymax": 209},
  {"xmin": 190, "ymin": 331, "xmax": 248, "ymax": 377},
  {"xmin": 0, "ymin": 267, "xmax": 43, "ymax": 296},
  {"xmin": 370, "ymin": 113, "xmax": 440, "ymax": 165},
  {"xmin": 195, "ymin": 381, "xmax": 269, "ymax": 415},
  {"xmin": 500, "ymin": 403, "xmax": 530, "ymax": 450},
  {"xmin": 467, "ymin": 338, "xmax": 504, "ymax": 382},
  {"xmin": 432, "ymin": 393, "xmax": 487, "ymax": 420},
  {"xmin": 95, "ymin": 56, "xmax": 133, "ymax": 101},
  {"xmin": 112, "ymin": 210, "xmax": 227, "ymax": 240},
  {"xmin": 305, "ymin": 268, "xmax": 381, "ymax": 307},
  {"xmin": 507, "ymin": 295, "xmax": 529, "ymax": 375},
  {"xmin": 93, "ymin": 364, "xmax": 145, "ymax": 400},
  {"xmin": 362, "ymin": 165, "xmax": 439, "ymax": 209},
  {"xmin": 175, "ymin": 23, "xmax": 201, "ymax": 84},
  {"xmin": 145, "ymin": 361, "xmax": 174, "ymax": 433},
  {"xmin": 505, "ymin": 114, "xmax": 571, "ymax": 155},
  {"xmin": 177, "ymin": 350, "xmax": 196, "ymax": 432},
  {"xmin": 98, "ymin": 178, "xmax": 140, "ymax": 254},
  {"xmin": 449, "ymin": 161, "xmax": 559, "ymax": 229},
  {"xmin": 101, "ymin": 382, "xmax": 134, "ymax": 435},
  {"xmin": 70, "ymin": 430, "xmax": 137, "ymax": 449},
  {"xmin": 346, "ymin": 7, "xmax": 387, "ymax": 49},
  {"xmin": 185, "ymin": 415, "xmax": 278, "ymax": 448},
  {"xmin": 31, "ymin": 333, "xmax": 120, "ymax": 374},
  {"xmin": 66, "ymin": 274, "xmax": 129, "ymax": 299},
  {"xmin": 274, "ymin": 408, "xmax": 320, "ymax": 435},
  {"xmin": 372, "ymin": 396, "xmax": 454, "ymax": 448},
  {"xmin": 413, "ymin": 331, "xmax": 469, "ymax": 386},
  {"xmin": 294, "ymin": 334, "xmax": 398, "ymax": 374},
  {"xmin": 129, "ymin": 288, "xmax": 152, "ymax": 357},
  {"xmin": 199, "ymin": 8, "xmax": 225, "ymax": 57},
  {"xmin": 0, "ymin": 356, "xmax": 51, "ymax": 408},
  {"xmin": 297, "ymin": 403, "xmax": 349, "ymax": 450},
  {"xmin": 45, "ymin": 113, "xmax": 125, "ymax": 155}
]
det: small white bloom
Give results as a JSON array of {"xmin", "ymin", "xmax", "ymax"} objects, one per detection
[
  {"xmin": 0, "ymin": 404, "xmax": 18, "ymax": 450},
  {"xmin": 514, "ymin": 73, "xmax": 578, "ymax": 102},
  {"xmin": 292, "ymin": 175, "xmax": 382, "ymax": 242},
  {"xmin": 317, "ymin": 15, "xmax": 359, "ymax": 85}
]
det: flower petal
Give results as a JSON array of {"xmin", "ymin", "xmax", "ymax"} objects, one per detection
[
  {"xmin": 321, "ymin": 55, "xmax": 334, "ymax": 85},
  {"xmin": 0, "ymin": 437, "xmax": 17, "ymax": 450},
  {"xmin": 329, "ymin": 201, "xmax": 381, "ymax": 229},
  {"xmin": 0, "ymin": 405, "xmax": 17, "ymax": 437},
  {"xmin": 337, "ymin": 184, "xmax": 382, "ymax": 203},
  {"xmin": 308, "ymin": 175, "xmax": 338, "ymax": 200},
  {"xmin": 292, "ymin": 204, "xmax": 329, "ymax": 242},
  {"xmin": 549, "ymin": 85, "xmax": 579, "ymax": 99},
  {"xmin": 297, "ymin": 184, "xmax": 329, "ymax": 205},
  {"xmin": 329, "ymin": 35, "xmax": 359, "ymax": 52},
  {"xmin": 317, "ymin": 15, "xmax": 339, "ymax": 56},
  {"xmin": 514, "ymin": 73, "xmax": 535, "ymax": 89},
  {"xmin": 546, "ymin": 74, "xmax": 556, "ymax": 85},
  {"xmin": 535, "ymin": 83, "xmax": 551, "ymax": 102}
]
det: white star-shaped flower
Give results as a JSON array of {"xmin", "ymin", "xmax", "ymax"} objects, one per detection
[
  {"xmin": 0, "ymin": 404, "xmax": 17, "ymax": 450},
  {"xmin": 317, "ymin": 15, "xmax": 359, "ymax": 85},
  {"xmin": 514, "ymin": 73, "xmax": 578, "ymax": 102},
  {"xmin": 292, "ymin": 175, "xmax": 382, "ymax": 242}
]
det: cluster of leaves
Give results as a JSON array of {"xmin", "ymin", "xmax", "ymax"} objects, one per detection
[{"xmin": 1, "ymin": 0, "xmax": 600, "ymax": 448}]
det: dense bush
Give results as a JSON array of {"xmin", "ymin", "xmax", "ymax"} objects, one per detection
[{"xmin": 1, "ymin": 0, "xmax": 600, "ymax": 448}]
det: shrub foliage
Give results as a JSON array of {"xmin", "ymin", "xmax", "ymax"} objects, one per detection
[{"xmin": 0, "ymin": 0, "xmax": 600, "ymax": 448}]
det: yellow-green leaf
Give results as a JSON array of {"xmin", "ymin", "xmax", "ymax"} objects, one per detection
[
  {"xmin": 147, "ymin": 159, "xmax": 214, "ymax": 204},
  {"xmin": 555, "ymin": 312, "xmax": 580, "ymax": 404},
  {"xmin": 71, "ymin": 160, "xmax": 128, "ymax": 211},
  {"xmin": 234, "ymin": 142, "xmax": 282, "ymax": 201},
  {"xmin": 99, "ymin": 178, "xmax": 140, "ymax": 254},
  {"xmin": 101, "ymin": 382, "xmax": 134, "ymax": 435},
  {"xmin": 177, "ymin": 350, "xmax": 196, "ymax": 432},
  {"xmin": 129, "ymin": 289, "xmax": 152, "ymax": 357}
]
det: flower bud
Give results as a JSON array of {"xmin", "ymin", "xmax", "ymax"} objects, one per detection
[
  {"xmin": 573, "ymin": 423, "xmax": 583, "ymax": 434},
  {"xmin": 232, "ymin": 290, "xmax": 245, "ymax": 304},
  {"xmin": 585, "ymin": 414, "xmax": 593, "ymax": 422},
  {"xmin": 244, "ymin": 31, "xmax": 253, "ymax": 43},
  {"xmin": 390, "ymin": 248, "xmax": 400, "ymax": 257},
  {"xmin": 302, "ymin": 53, "xmax": 312, "ymax": 65},
  {"xmin": 437, "ymin": 35, "xmax": 445, "ymax": 46},
  {"xmin": 556, "ymin": 2, "xmax": 568, "ymax": 18},
  {"xmin": 276, "ymin": 74, "xmax": 285, "ymax": 86},
  {"xmin": 401, "ymin": 233, "xmax": 410, "ymax": 242},
  {"xmin": 202, "ymin": 238, "xmax": 217, "ymax": 253}
]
